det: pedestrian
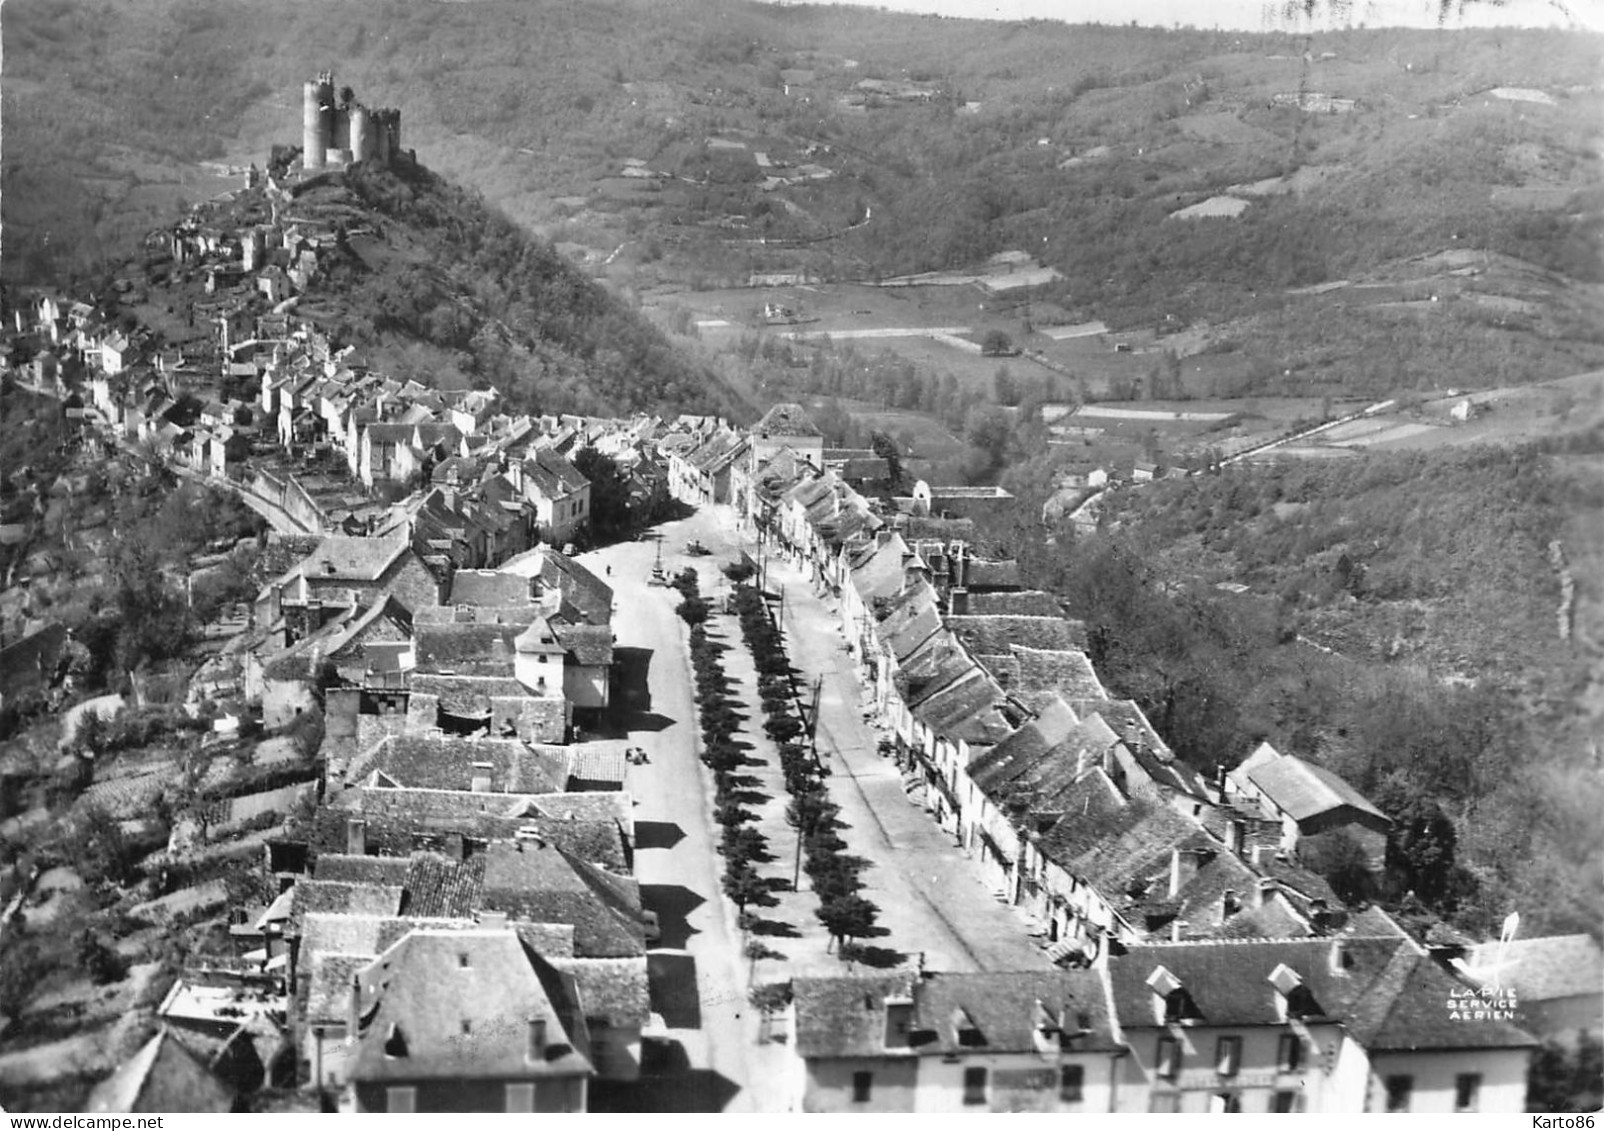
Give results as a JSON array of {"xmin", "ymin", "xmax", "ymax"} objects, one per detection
[{"xmin": 606, "ymin": 564, "xmax": 612, "ymax": 576}]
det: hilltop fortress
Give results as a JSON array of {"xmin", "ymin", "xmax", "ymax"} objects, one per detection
[{"xmin": 301, "ymin": 71, "xmax": 402, "ymax": 173}]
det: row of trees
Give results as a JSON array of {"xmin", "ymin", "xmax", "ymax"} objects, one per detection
[
  {"xmin": 676, "ymin": 569, "xmax": 781, "ymax": 924},
  {"xmin": 730, "ymin": 582, "xmax": 883, "ymax": 957}
]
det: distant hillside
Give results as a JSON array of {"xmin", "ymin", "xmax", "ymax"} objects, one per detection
[
  {"xmin": 286, "ymin": 160, "xmax": 742, "ymax": 417},
  {"xmin": 3, "ymin": 0, "xmax": 1601, "ymax": 398}
]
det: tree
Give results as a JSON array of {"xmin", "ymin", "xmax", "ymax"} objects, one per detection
[
  {"xmin": 1296, "ymin": 829, "xmax": 1374, "ymax": 905},
  {"xmin": 817, "ymin": 894, "xmax": 881, "ymax": 953},
  {"xmin": 981, "ymin": 329, "xmax": 1015, "ymax": 357},
  {"xmin": 1526, "ymin": 1033, "xmax": 1604, "ymax": 1113},
  {"xmin": 571, "ymin": 446, "xmax": 633, "ymax": 538},
  {"xmin": 723, "ymin": 859, "xmax": 777, "ymax": 912}
]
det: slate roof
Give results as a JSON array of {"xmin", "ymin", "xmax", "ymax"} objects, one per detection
[
  {"xmin": 350, "ymin": 929, "xmax": 592, "ymax": 1083},
  {"xmin": 299, "ymin": 533, "xmax": 412, "ymax": 584},
  {"xmin": 1345, "ymin": 946, "xmax": 1538, "ymax": 1051},
  {"xmin": 412, "ymin": 622, "xmax": 522, "ymax": 670},
  {"xmin": 306, "ymin": 953, "xmax": 373, "ymax": 1026},
  {"xmin": 554, "ymin": 622, "xmax": 614, "ymax": 667},
  {"xmin": 1110, "ymin": 937, "xmax": 1410, "ymax": 1030},
  {"xmin": 1464, "ymin": 934, "xmax": 1604, "ymax": 1002},
  {"xmin": 288, "ymin": 880, "xmax": 405, "ymax": 935},
  {"xmin": 568, "ymin": 747, "xmax": 627, "ymax": 789},
  {"xmin": 85, "ymin": 1029, "xmax": 234, "ymax": 1113},
  {"xmin": 965, "ymin": 590, "xmax": 1066, "ymax": 617},
  {"xmin": 368, "ymin": 735, "xmax": 569, "ymax": 794},
  {"xmin": 403, "ymin": 852, "xmax": 489, "ymax": 918},
  {"xmin": 449, "ymin": 570, "xmax": 532, "ymax": 608},
  {"xmin": 752, "ymin": 402, "xmax": 822, "ymax": 438},
  {"xmin": 963, "ymin": 559, "xmax": 1022, "ymax": 590},
  {"xmin": 480, "ymin": 841, "xmax": 645, "ymax": 957},
  {"xmin": 313, "ymin": 788, "xmax": 629, "ymax": 872},
  {"xmin": 1000, "ymin": 646, "xmax": 1106, "ymax": 707},
  {"xmin": 1247, "ymin": 750, "xmax": 1389, "ymax": 824},
  {"xmin": 968, "ymin": 698, "xmax": 1082, "ymax": 799},
  {"xmin": 915, "ymin": 668, "xmax": 1015, "ymax": 745},
  {"xmin": 947, "ymin": 615, "xmax": 1086, "ymax": 657},
  {"xmin": 793, "ymin": 969, "xmax": 1119, "ymax": 1059},
  {"xmin": 498, "ymin": 549, "xmax": 614, "ymax": 627},
  {"xmin": 549, "ymin": 957, "xmax": 650, "ymax": 1029},
  {"xmin": 312, "ymin": 855, "xmax": 412, "ymax": 886}
]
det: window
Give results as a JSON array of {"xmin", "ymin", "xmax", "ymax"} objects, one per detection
[
  {"xmin": 963, "ymin": 1067, "xmax": 988, "ymax": 1106},
  {"xmin": 1156, "ymin": 1036, "xmax": 1182, "ymax": 1080},
  {"xmin": 1455, "ymin": 1073, "xmax": 1481, "ymax": 1113},
  {"xmin": 1384, "ymin": 1075, "xmax": 1413, "ymax": 1113},
  {"xmin": 1210, "ymin": 1092, "xmax": 1242, "ymax": 1113},
  {"xmin": 1272, "ymin": 1091, "xmax": 1299, "ymax": 1113},
  {"xmin": 1149, "ymin": 1092, "xmax": 1182, "ymax": 1114},
  {"xmin": 1059, "ymin": 1064, "xmax": 1084, "ymax": 1103},
  {"xmin": 385, "ymin": 1086, "xmax": 416, "ymax": 1113},
  {"xmin": 1277, "ymin": 1034, "xmax": 1304, "ymax": 1073},
  {"xmin": 1216, "ymin": 1036, "xmax": 1242, "ymax": 1077},
  {"xmin": 852, "ymin": 1071, "xmax": 873, "ymax": 1103},
  {"xmin": 505, "ymin": 1083, "xmax": 535, "ymax": 1113}
]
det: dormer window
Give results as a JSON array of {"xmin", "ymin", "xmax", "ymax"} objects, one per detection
[
  {"xmin": 953, "ymin": 1007, "xmax": 986, "ymax": 1048},
  {"xmin": 1268, "ymin": 962, "xmax": 1321, "ymax": 1020},
  {"xmin": 1146, "ymin": 965, "xmax": 1201, "ymax": 1024},
  {"xmin": 383, "ymin": 1022, "xmax": 409, "ymax": 1058}
]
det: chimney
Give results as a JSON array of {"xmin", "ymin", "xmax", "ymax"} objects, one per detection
[
  {"xmin": 884, "ymin": 999, "xmax": 913, "ymax": 1049},
  {"xmin": 1226, "ymin": 819, "xmax": 1246, "ymax": 856},
  {"xmin": 470, "ymin": 762, "xmax": 493, "ymax": 793},
  {"xmin": 478, "ymin": 910, "xmax": 508, "ymax": 929},
  {"xmin": 1328, "ymin": 938, "xmax": 1349, "ymax": 975},
  {"xmin": 526, "ymin": 1018, "xmax": 547, "ymax": 1061},
  {"xmin": 951, "ymin": 542, "xmax": 967, "ymax": 589},
  {"xmin": 877, "ymin": 529, "xmax": 893, "ymax": 547},
  {"xmin": 345, "ymin": 817, "xmax": 366, "ymax": 855},
  {"xmin": 1168, "ymin": 847, "xmax": 1199, "ymax": 899},
  {"xmin": 1256, "ymin": 876, "xmax": 1278, "ymax": 909},
  {"xmin": 1222, "ymin": 889, "xmax": 1241, "ymax": 918},
  {"xmin": 949, "ymin": 587, "xmax": 970, "ymax": 617},
  {"xmin": 1214, "ymin": 762, "xmax": 1228, "ymax": 798},
  {"xmin": 1251, "ymin": 843, "xmax": 1268, "ymax": 867},
  {"xmin": 1169, "ymin": 918, "xmax": 1187, "ymax": 943},
  {"xmin": 445, "ymin": 832, "xmax": 465, "ymax": 862}
]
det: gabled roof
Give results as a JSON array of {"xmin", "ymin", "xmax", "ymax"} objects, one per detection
[
  {"xmin": 1109, "ymin": 937, "xmax": 1409, "ymax": 1030},
  {"xmin": 1344, "ymin": 945, "xmax": 1538, "ymax": 1051},
  {"xmin": 947, "ymin": 615, "xmax": 1086, "ymax": 657},
  {"xmin": 350, "ymin": 929, "xmax": 592, "ymax": 1082},
  {"xmin": 288, "ymin": 879, "xmax": 405, "ymax": 935},
  {"xmin": 793, "ymin": 969, "xmax": 1119, "ymax": 1059},
  {"xmin": 479, "ymin": 841, "xmax": 645, "ymax": 957},
  {"xmin": 553, "ymin": 622, "xmax": 614, "ymax": 667},
  {"xmin": 313, "ymin": 787, "xmax": 629, "ymax": 871},
  {"xmin": 367, "ymin": 735, "xmax": 569, "ymax": 794},
  {"xmin": 85, "ymin": 1029, "xmax": 234, "ymax": 1113},
  {"xmin": 1463, "ymin": 934, "xmax": 1604, "ymax": 1003},
  {"xmin": 1246, "ymin": 747, "xmax": 1389, "ymax": 824},
  {"xmin": 449, "ymin": 570, "xmax": 533, "ymax": 608},
  {"xmin": 752, "ymin": 402, "xmax": 823, "ymax": 438},
  {"xmin": 300, "ymin": 532, "xmax": 411, "ymax": 583}
]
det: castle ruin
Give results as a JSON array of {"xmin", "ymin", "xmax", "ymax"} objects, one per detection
[{"xmin": 301, "ymin": 72, "xmax": 403, "ymax": 174}]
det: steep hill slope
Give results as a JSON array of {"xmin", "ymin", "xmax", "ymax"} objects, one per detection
[{"xmin": 5, "ymin": 0, "xmax": 1599, "ymax": 398}]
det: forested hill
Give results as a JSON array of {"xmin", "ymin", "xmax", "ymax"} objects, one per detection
[{"xmin": 285, "ymin": 160, "xmax": 742, "ymax": 417}]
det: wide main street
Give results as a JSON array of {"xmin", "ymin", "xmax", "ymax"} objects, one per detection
[{"xmin": 577, "ymin": 502, "xmax": 1051, "ymax": 1112}]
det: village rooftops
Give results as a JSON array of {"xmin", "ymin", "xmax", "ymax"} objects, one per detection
[
  {"xmin": 792, "ymin": 968, "xmax": 1119, "ymax": 1060},
  {"xmin": 947, "ymin": 614, "xmax": 1087, "ymax": 658},
  {"xmin": 314, "ymin": 787, "xmax": 630, "ymax": 872}
]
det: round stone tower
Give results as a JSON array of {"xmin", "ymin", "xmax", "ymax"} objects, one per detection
[
  {"xmin": 350, "ymin": 105, "xmax": 372, "ymax": 164},
  {"xmin": 302, "ymin": 80, "xmax": 324, "ymax": 171}
]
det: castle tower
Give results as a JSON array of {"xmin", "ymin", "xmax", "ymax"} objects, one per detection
[
  {"xmin": 302, "ymin": 80, "xmax": 324, "ymax": 171},
  {"xmin": 350, "ymin": 105, "xmax": 372, "ymax": 164}
]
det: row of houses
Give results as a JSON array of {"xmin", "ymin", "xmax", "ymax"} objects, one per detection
[
  {"xmin": 679, "ymin": 402, "xmax": 1596, "ymax": 1114},
  {"xmin": 785, "ymin": 929, "xmax": 1597, "ymax": 1113}
]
